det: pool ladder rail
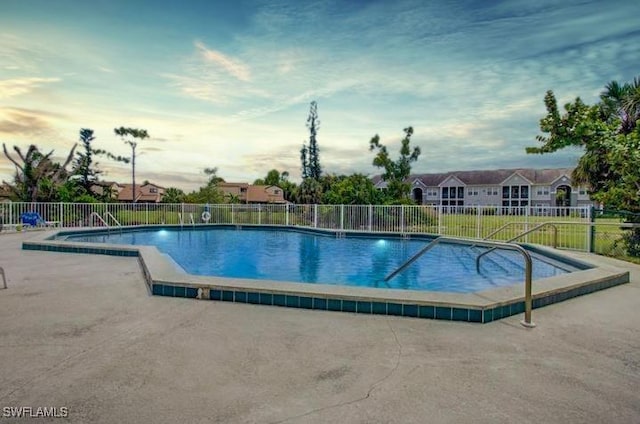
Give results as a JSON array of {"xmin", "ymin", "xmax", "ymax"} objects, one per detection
[
  {"xmin": 475, "ymin": 222, "xmax": 558, "ymax": 272},
  {"xmin": 88, "ymin": 212, "xmax": 123, "ymax": 232},
  {"xmin": 384, "ymin": 236, "xmax": 535, "ymax": 328},
  {"xmin": 177, "ymin": 213, "xmax": 196, "ymax": 227}
]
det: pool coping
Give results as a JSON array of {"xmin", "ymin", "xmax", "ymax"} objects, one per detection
[{"xmin": 22, "ymin": 225, "xmax": 630, "ymax": 324}]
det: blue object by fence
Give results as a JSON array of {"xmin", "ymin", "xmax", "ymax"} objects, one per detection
[{"xmin": 20, "ymin": 212, "xmax": 44, "ymax": 227}]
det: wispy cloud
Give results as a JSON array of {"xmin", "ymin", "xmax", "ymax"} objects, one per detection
[
  {"xmin": 1, "ymin": 0, "xmax": 639, "ymax": 188},
  {"xmin": 194, "ymin": 40, "xmax": 250, "ymax": 81},
  {"xmin": 0, "ymin": 107, "xmax": 62, "ymax": 137},
  {"xmin": 0, "ymin": 77, "xmax": 60, "ymax": 99}
]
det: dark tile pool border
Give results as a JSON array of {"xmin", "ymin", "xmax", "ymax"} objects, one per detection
[
  {"xmin": 23, "ymin": 225, "xmax": 630, "ymax": 324},
  {"xmin": 141, "ymin": 272, "xmax": 628, "ymax": 324}
]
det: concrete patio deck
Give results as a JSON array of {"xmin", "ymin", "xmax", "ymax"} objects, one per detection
[{"xmin": 0, "ymin": 231, "xmax": 639, "ymax": 423}]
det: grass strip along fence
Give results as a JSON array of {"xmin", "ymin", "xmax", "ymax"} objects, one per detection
[{"xmin": 1, "ymin": 202, "xmax": 638, "ymax": 261}]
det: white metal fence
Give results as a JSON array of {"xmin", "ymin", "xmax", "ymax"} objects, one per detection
[{"xmin": 0, "ymin": 201, "xmax": 595, "ymax": 250}]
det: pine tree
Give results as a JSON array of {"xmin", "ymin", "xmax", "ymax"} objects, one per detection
[
  {"xmin": 306, "ymin": 101, "xmax": 321, "ymax": 180},
  {"xmin": 72, "ymin": 129, "xmax": 100, "ymax": 193}
]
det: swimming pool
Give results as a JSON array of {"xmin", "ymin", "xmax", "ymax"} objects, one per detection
[
  {"xmin": 25, "ymin": 225, "xmax": 628, "ymax": 324},
  {"xmin": 61, "ymin": 227, "xmax": 574, "ymax": 293}
]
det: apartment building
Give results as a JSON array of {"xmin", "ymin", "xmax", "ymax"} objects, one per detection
[{"xmin": 373, "ymin": 168, "xmax": 592, "ymax": 208}]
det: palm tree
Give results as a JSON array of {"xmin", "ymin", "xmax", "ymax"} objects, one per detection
[
  {"xmin": 600, "ymin": 77, "xmax": 640, "ymax": 134},
  {"xmin": 621, "ymin": 77, "xmax": 640, "ymax": 130},
  {"xmin": 162, "ymin": 187, "xmax": 185, "ymax": 203},
  {"xmin": 225, "ymin": 193, "xmax": 241, "ymax": 204},
  {"xmin": 2, "ymin": 143, "xmax": 76, "ymax": 201}
]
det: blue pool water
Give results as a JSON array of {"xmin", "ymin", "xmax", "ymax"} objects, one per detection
[{"xmin": 64, "ymin": 228, "xmax": 572, "ymax": 293}]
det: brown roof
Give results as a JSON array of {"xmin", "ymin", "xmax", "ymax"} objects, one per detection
[
  {"xmin": 218, "ymin": 183, "xmax": 285, "ymax": 203},
  {"xmin": 116, "ymin": 186, "xmax": 138, "ymax": 201},
  {"xmin": 117, "ymin": 183, "xmax": 164, "ymax": 202},
  {"xmin": 247, "ymin": 185, "xmax": 286, "ymax": 203},
  {"xmin": 218, "ymin": 182, "xmax": 249, "ymax": 188}
]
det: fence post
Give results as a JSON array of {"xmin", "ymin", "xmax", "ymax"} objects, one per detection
[
  {"xmin": 476, "ymin": 206, "xmax": 481, "ymax": 239},
  {"xmin": 400, "ymin": 205, "xmax": 404, "ymax": 233},
  {"xmin": 313, "ymin": 205, "xmax": 318, "ymax": 228},
  {"xmin": 9, "ymin": 201, "xmax": 12, "ymax": 226},
  {"xmin": 368, "ymin": 205, "xmax": 373, "ymax": 232},
  {"xmin": 437, "ymin": 205, "xmax": 442, "ymax": 235},
  {"xmin": 285, "ymin": 204, "xmax": 289, "ymax": 226},
  {"xmin": 589, "ymin": 206, "xmax": 596, "ymax": 253},
  {"xmin": 258, "ymin": 204, "xmax": 261, "ymax": 225},
  {"xmin": 231, "ymin": 204, "xmax": 235, "ymax": 224},
  {"xmin": 525, "ymin": 205, "xmax": 530, "ymax": 243},
  {"xmin": 340, "ymin": 205, "xmax": 344, "ymax": 230}
]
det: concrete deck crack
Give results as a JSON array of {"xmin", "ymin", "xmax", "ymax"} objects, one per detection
[
  {"xmin": 0, "ymin": 302, "xmax": 208, "ymax": 402},
  {"xmin": 270, "ymin": 318, "xmax": 403, "ymax": 424}
]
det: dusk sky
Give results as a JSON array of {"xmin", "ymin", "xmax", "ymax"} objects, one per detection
[{"xmin": 1, "ymin": 0, "xmax": 639, "ymax": 191}]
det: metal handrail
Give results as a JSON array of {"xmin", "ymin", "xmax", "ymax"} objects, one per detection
[
  {"xmin": 384, "ymin": 236, "xmax": 535, "ymax": 327},
  {"xmin": 104, "ymin": 212, "xmax": 122, "ymax": 227},
  {"xmin": 482, "ymin": 221, "xmax": 522, "ymax": 240},
  {"xmin": 384, "ymin": 240, "xmax": 439, "ymax": 282},
  {"xmin": 483, "ymin": 221, "xmax": 556, "ymax": 245},
  {"xmin": 483, "ymin": 222, "xmax": 558, "ymax": 249},
  {"xmin": 89, "ymin": 212, "xmax": 108, "ymax": 227},
  {"xmin": 476, "ymin": 223, "xmax": 558, "ymax": 271}
]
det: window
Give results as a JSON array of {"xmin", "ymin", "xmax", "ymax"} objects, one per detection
[
  {"xmin": 502, "ymin": 184, "xmax": 530, "ymax": 208},
  {"xmin": 240, "ymin": 187, "xmax": 247, "ymax": 193},
  {"xmin": 149, "ymin": 188, "xmax": 157, "ymax": 194},
  {"xmin": 274, "ymin": 189, "xmax": 281, "ymax": 195},
  {"xmin": 579, "ymin": 189, "xmax": 586, "ymax": 195},
  {"xmin": 441, "ymin": 186, "xmax": 465, "ymax": 204}
]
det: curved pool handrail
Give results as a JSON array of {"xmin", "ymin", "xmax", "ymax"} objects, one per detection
[
  {"xmin": 89, "ymin": 212, "xmax": 108, "ymax": 228},
  {"xmin": 484, "ymin": 221, "xmax": 558, "ymax": 247},
  {"xmin": 476, "ymin": 222, "xmax": 558, "ymax": 268},
  {"xmin": 385, "ymin": 236, "xmax": 535, "ymax": 327},
  {"xmin": 104, "ymin": 212, "xmax": 122, "ymax": 228}
]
